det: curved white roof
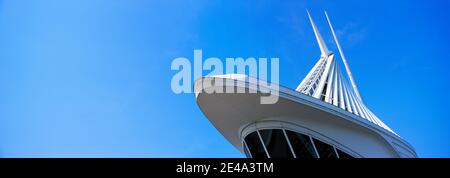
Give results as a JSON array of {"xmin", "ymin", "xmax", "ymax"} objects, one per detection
[{"xmin": 194, "ymin": 74, "xmax": 416, "ymax": 157}]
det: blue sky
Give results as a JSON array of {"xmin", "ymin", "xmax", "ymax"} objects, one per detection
[{"xmin": 0, "ymin": 0, "xmax": 449, "ymax": 157}]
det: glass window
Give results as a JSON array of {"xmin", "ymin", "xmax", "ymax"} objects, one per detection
[
  {"xmin": 259, "ymin": 129, "xmax": 294, "ymax": 158},
  {"xmin": 243, "ymin": 141, "xmax": 252, "ymax": 158},
  {"xmin": 312, "ymin": 138, "xmax": 338, "ymax": 158},
  {"xmin": 285, "ymin": 130, "xmax": 318, "ymax": 158},
  {"xmin": 336, "ymin": 149, "xmax": 354, "ymax": 159},
  {"xmin": 244, "ymin": 132, "xmax": 268, "ymax": 158}
]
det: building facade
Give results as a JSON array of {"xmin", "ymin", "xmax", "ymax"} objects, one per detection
[{"xmin": 194, "ymin": 11, "xmax": 417, "ymax": 158}]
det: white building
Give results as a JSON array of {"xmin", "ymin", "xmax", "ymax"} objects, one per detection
[{"xmin": 194, "ymin": 11, "xmax": 417, "ymax": 158}]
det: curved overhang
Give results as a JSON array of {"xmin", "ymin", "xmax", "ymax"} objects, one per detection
[{"xmin": 195, "ymin": 74, "xmax": 417, "ymax": 158}]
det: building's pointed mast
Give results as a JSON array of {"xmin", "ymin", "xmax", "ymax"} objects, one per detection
[
  {"xmin": 307, "ymin": 10, "xmax": 331, "ymax": 57},
  {"xmin": 325, "ymin": 11, "xmax": 362, "ymax": 101}
]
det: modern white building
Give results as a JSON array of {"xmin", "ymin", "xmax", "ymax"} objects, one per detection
[{"xmin": 194, "ymin": 11, "xmax": 417, "ymax": 158}]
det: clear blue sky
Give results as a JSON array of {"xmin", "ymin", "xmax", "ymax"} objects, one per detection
[{"xmin": 0, "ymin": 0, "xmax": 449, "ymax": 158}]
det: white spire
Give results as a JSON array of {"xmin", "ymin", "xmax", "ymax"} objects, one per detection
[
  {"xmin": 297, "ymin": 11, "xmax": 395, "ymax": 134},
  {"xmin": 307, "ymin": 10, "xmax": 331, "ymax": 57},
  {"xmin": 325, "ymin": 11, "xmax": 363, "ymax": 101}
]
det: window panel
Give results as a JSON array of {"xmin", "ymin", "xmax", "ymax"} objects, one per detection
[
  {"xmin": 244, "ymin": 132, "xmax": 268, "ymax": 158},
  {"xmin": 259, "ymin": 129, "xmax": 294, "ymax": 158},
  {"xmin": 245, "ymin": 130, "xmax": 355, "ymax": 159},
  {"xmin": 243, "ymin": 141, "xmax": 252, "ymax": 158},
  {"xmin": 336, "ymin": 149, "xmax": 354, "ymax": 159},
  {"xmin": 312, "ymin": 138, "xmax": 338, "ymax": 158},
  {"xmin": 285, "ymin": 130, "xmax": 318, "ymax": 158}
]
